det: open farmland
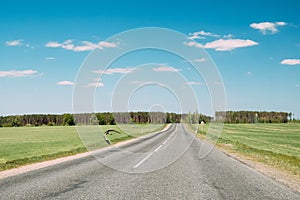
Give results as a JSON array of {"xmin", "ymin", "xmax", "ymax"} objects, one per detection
[
  {"xmin": 194, "ymin": 123, "xmax": 300, "ymax": 177},
  {"xmin": 0, "ymin": 124, "xmax": 165, "ymax": 170}
]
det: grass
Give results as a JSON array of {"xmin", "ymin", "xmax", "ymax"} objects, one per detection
[
  {"xmin": 189, "ymin": 123, "xmax": 300, "ymax": 177},
  {"xmin": 0, "ymin": 124, "xmax": 165, "ymax": 171}
]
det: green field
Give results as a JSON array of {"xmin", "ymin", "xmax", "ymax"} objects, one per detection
[
  {"xmin": 0, "ymin": 124, "xmax": 165, "ymax": 171},
  {"xmin": 192, "ymin": 123, "xmax": 300, "ymax": 177}
]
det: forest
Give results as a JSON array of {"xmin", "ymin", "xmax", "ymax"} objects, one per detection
[
  {"xmin": 0, "ymin": 110, "xmax": 294, "ymax": 127},
  {"xmin": 215, "ymin": 111, "xmax": 291, "ymax": 123},
  {"xmin": 0, "ymin": 112, "xmax": 190, "ymax": 127}
]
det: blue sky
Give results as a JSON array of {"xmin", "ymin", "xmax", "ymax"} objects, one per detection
[{"xmin": 0, "ymin": 0, "xmax": 300, "ymax": 118}]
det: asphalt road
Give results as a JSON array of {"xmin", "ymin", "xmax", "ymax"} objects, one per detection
[{"xmin": 0, "ymin": 124, "xmax": 299, "ymax": 199}]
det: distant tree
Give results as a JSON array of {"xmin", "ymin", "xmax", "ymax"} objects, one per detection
[
  {"xmin": 108, "ymin": 113, "xmax": 116, "ymax": 125},
  {"xmin": 63, "ymin": 114, "xmax": 75, "ymax": 126},
  {"xmin": 47, "ymin": 122, "xmax": 55, "ymax": 126},
  {"xmin": 89, "ymin": 114, "xmax": 99, "ymax": 125},
  {"xmin": 96, "ymin": 113, "xmax": 106, "ymax": 125},
  {"xmin": 288, "ymin": 112, "xmax": 292, "ymax": 121},
  {"xmin": 12, "ymin": 115, "xmax": 22, "ymax": 127},
  {"xmin": 186, "ymin": 112, "xmax": 192, "ymax": 123},
  {"xmin": 293, "ymin": 113, "xmax": 296, "ymax": 121}
]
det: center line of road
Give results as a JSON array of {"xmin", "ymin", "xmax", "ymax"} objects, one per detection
[
  {"xmin": 133, "ymin": 153, "xmax": 153, "ymax": 168},
  {"xmin": 133, "ymin": 125, "xmax": 178, "ymax": 169},
  {"xmin": 154, "ymin": 145, "xmax": 163, "ymax": 152},
  {"xmin": 162, "ymin": 125, "xmax": 177, "ymax": 145}
]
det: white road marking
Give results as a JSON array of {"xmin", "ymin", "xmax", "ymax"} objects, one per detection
[
  {"xmin": 162, "ymin": 124, "xmax": 177, "ymax": 145},
  {"xmin": 133, "ymin": 124, "xmax": 178, "ymax": 169},
  {"xmin": 133, "ymin": 153, "xmax": 154, "ymax": 168},
  {"xmin": 154, "ymin": 145, "xmax": 163, "ymax": 152}
]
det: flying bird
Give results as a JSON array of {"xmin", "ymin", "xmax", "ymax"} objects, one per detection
[
  {"xmin": 103, "ymin": 129, "xmax": 121, "ymax": 145},
  {"xmin": 104, "ymin": 129, "xmax": 121, "ymax": 135}
]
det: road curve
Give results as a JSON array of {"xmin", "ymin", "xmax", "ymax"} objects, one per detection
[{"xmin": 0, "ymin": 124, "xmax": 299, "ymax": 199}]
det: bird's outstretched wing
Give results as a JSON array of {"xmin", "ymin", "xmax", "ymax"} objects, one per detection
[
  {"xmin": 103, "ymin": 135, "xmax": 111, "ymax": 145},
  {"xmin": 104, "ymin": 129, "xmax": 121, "ymax": 135},
  {"xmin": 103, "ymin": 129, "xmax": 122, "ymax": 145}
]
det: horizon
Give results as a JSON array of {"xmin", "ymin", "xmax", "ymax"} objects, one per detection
[{"xmin": 0, "ymin": 110, "xmax": 294, "ymax": 120}]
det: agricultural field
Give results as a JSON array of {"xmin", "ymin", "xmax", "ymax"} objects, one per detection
[
  {"xmin": 0, "ymin": 124, "xmax": 165, "ymax": 171},
  {"xmin": 192, "ymin": 123, "xmax": 300, "ymax": 177}
]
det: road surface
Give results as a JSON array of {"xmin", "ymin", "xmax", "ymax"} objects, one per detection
[{"xmin": 0, "ymin": 124, "xmax": 299, "ymax": 199}]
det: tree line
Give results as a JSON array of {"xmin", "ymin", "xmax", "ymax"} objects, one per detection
[
  {"xmin": 215, "ymin": 111, "xmax": 290, "ymax": 123},
  {"xmin": 0, "ymin": 112, "xmax": 213, "ymax": 127},
  {"xmin": 0, "ymin": 110, "xmax": 292, "ymax": 127},
  {"xmin": 0, "ymin": 114, "xmax": 69, "ymax": 127},
  {"xmin": 0, "ymin": 112, "xmax": 195, "ymax": 127}
]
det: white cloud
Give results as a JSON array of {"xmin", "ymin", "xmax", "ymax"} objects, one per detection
[
  {"xmin": 198, "ymin": 30, "xmax": 219, "ymax": 37},
  {"xmin": 276, "ymin": 21, "xmax": 287, "ymax": 26},
  {"xmin": 73, "ymin": 44, "xmax": 95, "ymax": 52},
  {"xmin": 5, "ymin": 40, "xmax": 23, "ymax": 46},
  {"xmin": 204, "ymin": 39, "xmax": 258, "ymax": 51},
  {"xmin": 203, "ymin": 39, "xmax": 258, "ymax": 51},
  {"xmin": 45, "ymin": 57, "xmax": 56, "ymax": 60},
  {"xmin": 247, "ymin": 71, "xmax": 252, "ymax": 76},
  {"xmin": 93, "ymin": 68, "xmax": 135, "ymax": 75},
  {"xmin": 184, "ymin": 41, "xmax": 204, "ymax": 48},
  {"xmin": 188, "ymin": 35, "xmax": 205, "ymax": 40},
  {"xmin": 61, "ymin": 40, "xmax": 74, "ymax": 50},
  {"xmin": 280, "ymin": 59, "xmax": 300, "ymax": 65},
  {"xmin": 188, "ymin": 30, "xmax": 219, "ymax": 40},
  {"xmin": 0, "ymin": 69, "xmax": 37, "ymax": 77},
  {"xmin": 250, "ymin": 21, "xmax": 287, "ymax": 35},
  {"xmin": 194, "ymin": 58, "xmax": 206, "ymax": 62},
  {"xmin": 45, "ymin": 40, "xmax": 118, "ymax": 52},
  {"xmin": 152, "ymin": 66, "xmax": 180, "ymax": 72},
  {"xmin": 88, "ymin": 82, "xmax": 104, "ymax": 87},
  {"xmin": 45, "ymin": 41, "xmax": 62, "ymax": 48},
  {"xmin": 57, "ymin": 81, "xmax": 74, "ymax": 86},
  {"xmin": 98, "ymin": 41, "xmax": 118, "ymax": 48},
  {"xmin": 185, "ymin": 39, "xmax": 258, "ymax": 51}
]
